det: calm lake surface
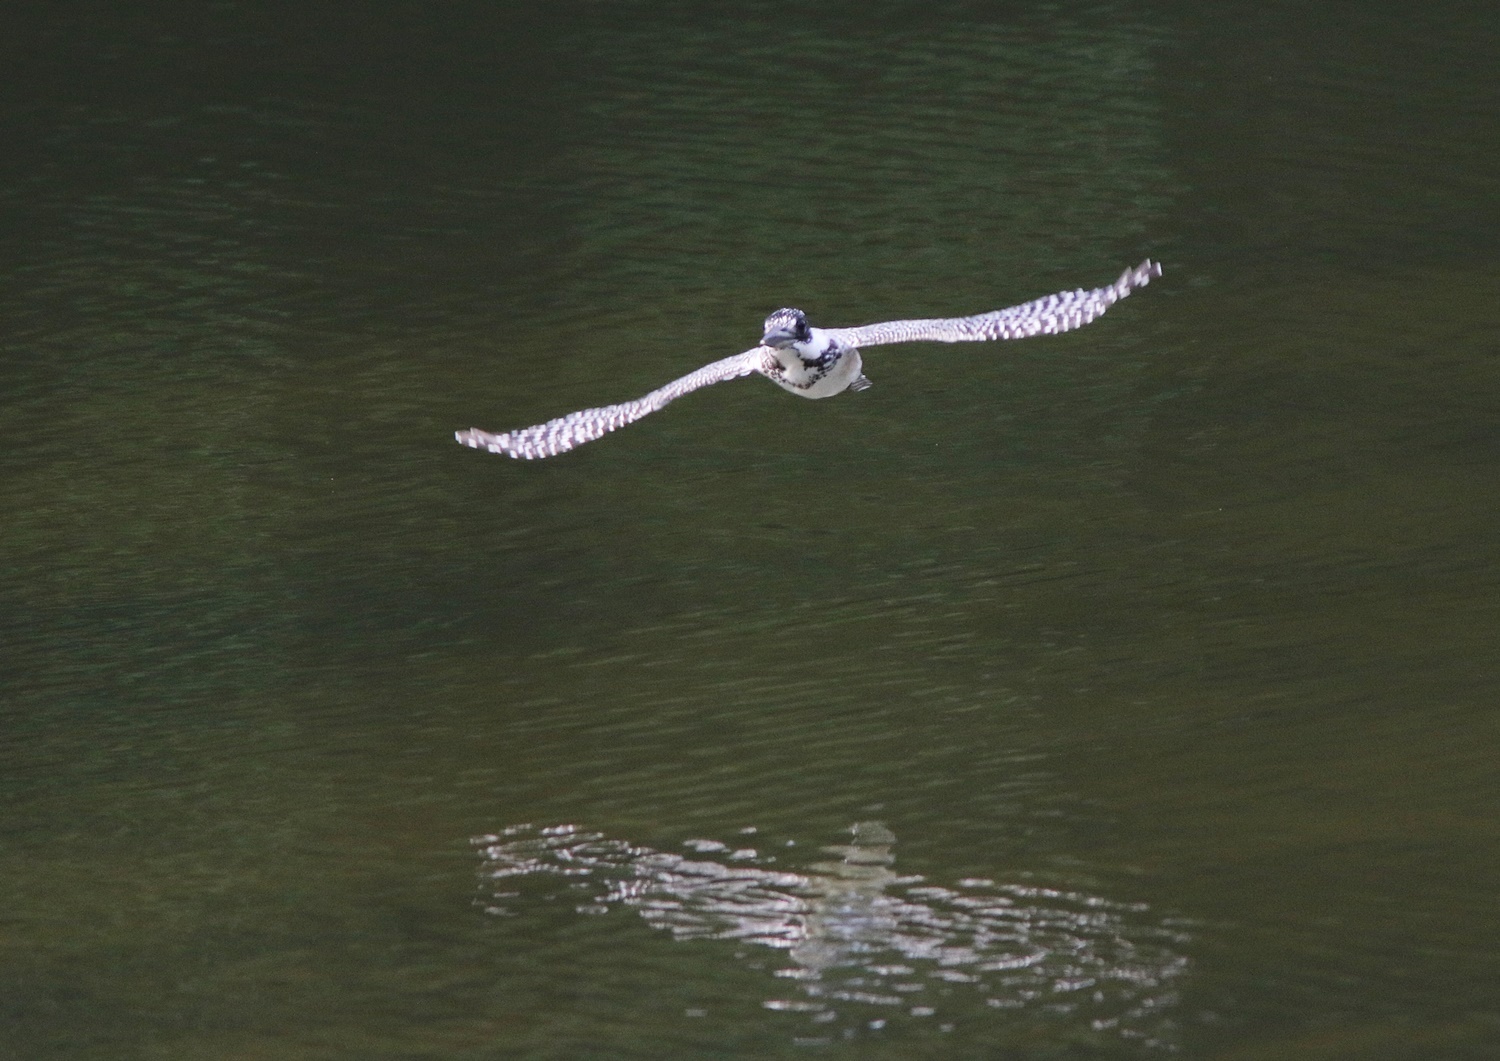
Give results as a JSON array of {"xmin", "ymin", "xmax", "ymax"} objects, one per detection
[{"xmin": 3, "ymin": 1, "xmax": 1498, "ymax": 1057}]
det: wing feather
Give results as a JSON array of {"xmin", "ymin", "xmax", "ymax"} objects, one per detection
[
  {"xmin": 825, "ymin": 259, "xmax": 1161, "ymax": 348},
  {"xmin": 456, "ymin": 348, "xmax": 768, "ymax": 459}
]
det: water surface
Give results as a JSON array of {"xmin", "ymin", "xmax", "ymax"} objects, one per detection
[{"xmin": 3, "ymin": 1, "xmax": 1499, "ymax": 1057}]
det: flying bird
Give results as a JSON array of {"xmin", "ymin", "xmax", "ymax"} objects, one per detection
[{"xmin": 456, "ymin": 259, "xmax": 1161, "ymax": 460}]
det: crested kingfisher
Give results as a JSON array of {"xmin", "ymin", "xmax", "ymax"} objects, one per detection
[{"xmin": 456, "ymin": 259, "xmax": 1162, "ymax": 459}]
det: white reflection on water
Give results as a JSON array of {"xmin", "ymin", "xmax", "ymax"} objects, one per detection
[{"xmin": 474, "ymin": 822, "xmax": 1189, "ymax": 1047}]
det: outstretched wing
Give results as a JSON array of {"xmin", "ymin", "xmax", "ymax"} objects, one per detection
[
  {"xmin": 825, "ymin": 259, "xmax": 1162, "ymax": 348},
  {"xmin": 456, "ymin": 348, "xmax": 769, "ymax": 459}
]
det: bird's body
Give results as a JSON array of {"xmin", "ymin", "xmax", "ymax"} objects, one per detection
[
  {"xmin": 759, "ymin": 308, "xmax": 871, "ymax": 399},
  {"xmin": 456, "ymin": 259, "xmax": 1161, "ymax": 460}
]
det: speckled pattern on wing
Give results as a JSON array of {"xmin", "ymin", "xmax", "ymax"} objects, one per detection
[
  {"xmin": 455, "ymin": 348, "xmax": 768, "ymax": 460},
  {"xmin": 456, "ymin": 260, "xmax": 1162, "ymax": 460},
  {"xmin": 824, "ymin": 259, "xmax": 1161, "ymax": 348}
]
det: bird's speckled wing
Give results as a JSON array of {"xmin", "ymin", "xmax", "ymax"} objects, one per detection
[
  {"xmin": 456, "ymin": 348, "xmax": 769, "ymax": 459},
  {"xmin": 824, "ymin": 259, "xmax": 1162, "ymax": 348}
]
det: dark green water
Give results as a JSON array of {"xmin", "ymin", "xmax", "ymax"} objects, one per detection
[{"xmin": 3, "ymin": 1, "xmax": 1498, "ymax": 1057}]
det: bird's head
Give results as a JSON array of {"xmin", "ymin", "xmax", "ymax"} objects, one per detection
[{"xmin": 761, "ymin": 307, "xmax": 811, "ymax": 350}]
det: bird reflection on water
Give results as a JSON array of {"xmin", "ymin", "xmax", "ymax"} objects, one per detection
[{"xmin": 473, "ymin": 821, "xmax": 1189, "ymax": 1046}]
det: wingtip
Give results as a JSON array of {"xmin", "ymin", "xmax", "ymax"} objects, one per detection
[
  {"xmin": 1132, "ymin": 258, "xmax": 1162, "ymax": 282},
  {"xmin": 1117, "ymin": 258, "xmax": 1162, "ymax": 295},
  {"xmin": 456, "ymin": 427, "xmax": 525, "ymax": 458}
]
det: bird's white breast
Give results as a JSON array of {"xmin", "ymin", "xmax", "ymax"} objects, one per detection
[{"xmin": 767, "ymin": 345, "xmax": 865, "ymax": 400}]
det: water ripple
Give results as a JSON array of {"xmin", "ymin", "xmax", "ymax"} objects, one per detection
[{"xmin": 476, "ymin": 821, "xmax": 1189, "ymax": 1048}]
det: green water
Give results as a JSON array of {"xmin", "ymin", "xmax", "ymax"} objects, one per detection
[{"xmin": 3, "ymin": 1, "xmax": 1499, "ymax": 1057}]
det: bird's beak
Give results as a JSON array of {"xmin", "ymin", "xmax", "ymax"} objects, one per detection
[{"xmin": 761, "ymin": 328, "xmax": 795, "ymax": 349}]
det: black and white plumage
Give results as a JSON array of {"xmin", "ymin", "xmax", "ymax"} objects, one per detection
[{"xmin": 456, "ymin": 259, "xmax": 1162, "ymax": 460}]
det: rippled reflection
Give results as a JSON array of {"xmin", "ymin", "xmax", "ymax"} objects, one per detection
[{"xmin": 476, "ymin": 822, "xmax": 1188, "ymax": 1047}]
